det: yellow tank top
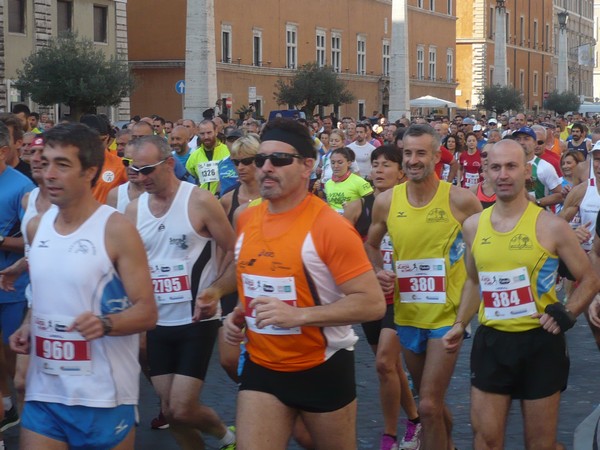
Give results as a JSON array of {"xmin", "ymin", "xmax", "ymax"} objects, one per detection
[
  {"xmin": 387, "ymin": 181, "xmax": 465, "ymax": 328},
  {"xmin": 472, "ymin": 202, "xmax": 559, "ymax": 332}
]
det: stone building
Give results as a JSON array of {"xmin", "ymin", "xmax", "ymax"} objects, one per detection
[{"xmin": 2, "ymin": 0, "xmax": 129, "ymax": 120}]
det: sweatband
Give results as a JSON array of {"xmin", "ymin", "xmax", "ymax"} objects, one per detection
[
  {"xmin": 545, "ymin": 303, "xmax": 576, "ymax": 332},
  {"xmin": 261, "ymin": 128, "xmax": 316, "ymax": 158}
]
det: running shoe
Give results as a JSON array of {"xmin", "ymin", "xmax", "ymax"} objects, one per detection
[
  {"xmin": 0, "ymin": 406, "xmax": 19, "ymax": 432},
  {"xmin": 220, "ymin": 425, "xmax": 237, "ymax": 449},
  {"xmin": 399, "ymin": 420, "xmax": 422, "ymax": 450},
  {"xmin": 380, "ymin": 433, "xmax": 399, "ymax": 450},
  {"xmin": 150, "ymin": 410, "xmax": 169, "ymax": 430}
]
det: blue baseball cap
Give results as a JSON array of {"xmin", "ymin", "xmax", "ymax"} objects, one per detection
[{"xmin": 512, "ymin": 126, "xmax": 536, "ymax": 140}]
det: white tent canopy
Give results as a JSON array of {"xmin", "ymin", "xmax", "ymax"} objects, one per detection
[{"xmin": 409, "ymin": 95, "xmax": 457, "ymax": 109}]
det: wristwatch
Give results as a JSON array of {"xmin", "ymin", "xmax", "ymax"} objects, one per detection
[
  {"xmin": 535, "ymin": 200, "xmax": 542, "ymax": 207},
  {"xmin": 0, "ymin": 235, "xmax": 5, "ymax": 247},
  {"xmin": 98, "ymin": 315, "xmax": 113, "ymax": 336}
]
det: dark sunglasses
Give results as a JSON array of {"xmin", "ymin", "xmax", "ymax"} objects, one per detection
[
  {"xmin": 254, "ymin": 152, "xmax": 304, "ymax": 168},
  {"xmin": 537, "ymin": 140, "xmax": 545, "ymax": 145},
  {"xmin": 122, "ymin": 157, "xmax": 133, "ymax": 167},
  {"xmin": 130, "ymin": 158, "xmax": 168, "ymax": 175},
  {"xmin": 231, "ymin": 156, "xmax": 255, "ymax": 166}
]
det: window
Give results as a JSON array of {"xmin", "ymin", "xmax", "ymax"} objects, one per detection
[
  {"xmin": 489, "ymin": 7, "xmax": 494, "ymax": 39},
  {"xmin": 316, "ymin": 30, "xmax": 326, "ymax": 68},
  {"xmin": 446, "ymin": 49, "xmax": 453, "ymax": 82},
  {"xmin": 382, "ymin": 40, "xmax": 390, "ymax": 77},
  {"xmin": 533, "ymin": 71, "xmax": 538, "ymax": 96},
  {"xmin": 545, "ymin": 73, "xmax": 550, "ymax": 92},
  {"xmin": 93, "ymin": 5, "xmax": 108, "ymax": 43},
  {"xmin": 519, "ymin": 16, "xmax": 524, "ymax": 46},
  {"xmin": 417, "ymin": 0, "xmax": 424, "ymax": 7},
  {"xmin": 8, "ymin": 0, "xmax": 25, "ymax": 34},
  {"xmin": 57, "ymin": 1, "xmax": 73, "ymax": 34},
  {"xmin": 533, "ymin": 20, "xmax": 538, "ymax": 49},
  {"xmin": 221, "ymin": 25, "xmax": 232, "ymax": 63},
  {"xmin": 358, "ymin": 101, "xmax": 365, "ymax": 120},
  {"xmin": 357, "ymin": 35, "xmax": 366, "ymax": 75},
  {"xmin": 490, "ymin": 67, "xmax": 494, "ymax": 85},
  {"xmin": 417, "ymin": 45, "xmax": 425, "ymax": 80},
  {"xmin": 545, "ymin": 23, "xmax": 550, "ymax": 51},
  {"xmin": 429, "ymin": 0, "xmax": 435, "ymax": 11},
  {"xmin": 519, "ymin": 69, "xmax": 525, "ymax": 92},
  {"xmin": 447, "ymin": 0, "xmax": 452, "ymax": 15},
  {"xmin": 253, "ymin": 30, "xmax": 262, "ymax": 66},
  {"xmin": 331, "ymin": 33, "xmax": 341, "ymax": 73},
  {"xmin": 506, "ymin": 12, "xmax": 510, "ymax": 43},
  {"xmin": 286, "ymin": 24, "xmax": 297, "ymax": 69},
  {"xmin": 429, "ymin": 47, "xmax": 437, "ymax": 80}
]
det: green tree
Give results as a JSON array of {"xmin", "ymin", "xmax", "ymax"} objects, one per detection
[
  {"xmin": 544, "ymin": 91, "xmax": 581, "ymax": 115},
  {"xmin": 14, "ymin": 32, "xmax": 134, "ymax": 120},
  {"xmin": 478, "ymin": 84, "xmax": 523, "ymax": 116},
  {"xmin": 274, "ymin": 62, "xmax": 355, "ymax": 116}
]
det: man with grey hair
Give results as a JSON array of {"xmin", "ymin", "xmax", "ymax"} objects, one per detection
[
  {"xmin": 366, "ymin": 123, "xmax": 482, "ymax": 449},
  {"xmin": 126, "ymin": 135, "xmax": 237, "ymax": 449}
]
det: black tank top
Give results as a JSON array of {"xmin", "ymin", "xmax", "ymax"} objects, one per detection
[
  {"xmin": 354, "ymin": 193, "xmax": 375, "ymax": 238},
  {"xmin": 227, "ymin": 186, "xmax": 241, "ymax": 224}
]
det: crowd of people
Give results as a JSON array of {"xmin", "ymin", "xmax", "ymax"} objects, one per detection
[{"xmin": 0, "ymin": 102, "xmax": 600, "ymax": 450}]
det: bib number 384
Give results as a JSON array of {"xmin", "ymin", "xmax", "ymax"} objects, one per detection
[{"xmin": 479, "ymin": 267, "xmax": 536, "ymax": 320}]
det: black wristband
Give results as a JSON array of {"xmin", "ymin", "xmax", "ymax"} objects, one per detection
[{"xmin": 544, "ymin": 303, "xmax": 576, "ymax": 332}]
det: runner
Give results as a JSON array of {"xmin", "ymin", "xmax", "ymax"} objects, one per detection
[
  {"xmin": 10, "ymin": 122, "xmax": 157, "ymax": 449},
  {"xmin": 223, "ymin": 118, "xmax": 385, "ymax": 449},
  {"xmin": 344, "ymin": 145, "xmax": 421, "ymax": 450},
  {"xmin": 365, "ymin": 123, "xmax": 482, "ymax": 449},
  {"xmin": 443, "ymin": 138, "xmax": 600, "ymax": 449},
  {"xmin": 125, "ymin": 135, "xmax": 237, "ymax": 449}
]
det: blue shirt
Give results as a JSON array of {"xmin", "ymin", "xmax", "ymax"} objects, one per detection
[
  {"xmin": 218, "ymin": 157, "xmax": 239, "ymax": 196},
  {"xmin": 0, "ymin": 166, "xmax": 34, "ymax": 302}
]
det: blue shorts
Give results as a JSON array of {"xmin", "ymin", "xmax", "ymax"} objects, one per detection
[
  {"xmin": 22, "ymin": 401, "xmax": 136, "ymax": 450},
  {"xmin": 0, "ymin": 302, "xmax": 27, "ymax": 344},
  {"xmin": 397, "ymin": 325, "xmax": 452, "ymax": 354}
]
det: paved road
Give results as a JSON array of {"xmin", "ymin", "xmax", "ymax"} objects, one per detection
[{"xmin": 5, "ymin": 319, "xmax": 600, "ymax": 449}]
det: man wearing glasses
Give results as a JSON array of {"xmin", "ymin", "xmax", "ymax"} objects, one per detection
[
  {"xmin": 222, "ymin": 118, "xmax": 385, "ymax": 449},
  {"xmin": 106, "ymin": 143, "xmax": 145, "ymax": 214},
  {"xmin": 126, "ymin": 135, "xmax": 237, "ymax": 450}
]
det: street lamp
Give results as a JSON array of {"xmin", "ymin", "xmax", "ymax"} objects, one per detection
[
  {"xmin": 558, "ymin": 10, "xmax": 569, "ymax": 30},
  {"xmin": 492, "ymin": 0, "xmax": 507, "ymax": 86},
  {"xmin": 557, "ymin": 10, "xmax": 569, "ymax": 92}
]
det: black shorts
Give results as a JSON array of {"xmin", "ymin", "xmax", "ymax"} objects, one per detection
[
  {"xmin": 147, "ymin": 320, "xmax": 219, "ymax": 380},
  {"xmin": 239, "ymin": 349, "xmax": 356, "ymax": 413},
  {"xmin": 220, "ymin": 292, "xmax": 238, "ymax": 317},
  {"xmin": 471, "ymin": 325, "xmax": 570, "ymax": 400},
  {"xmin": 361, "ymin": 303, "xmax": 395, "ymax": 346}
]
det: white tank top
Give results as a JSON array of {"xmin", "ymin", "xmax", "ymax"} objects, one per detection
[
  {"xmin": 116, "ymin": 182, "xmax": 131, "ymax": 214},
  {"xmin": 136, "ymin": 182, "xmax": 218, "ymax": 326},
  {"xmin": 26, "ymin": 205, "xmax": 139, "ymax": 407},
  {"xmin": 21, "ymin": 188, "xmax": 40, "ymax": 245},
  {"xmin": 580, "ymin": 178, "xmax": 600, "ymax": 251}
]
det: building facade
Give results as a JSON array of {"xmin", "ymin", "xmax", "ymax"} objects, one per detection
[
  {"xmin": 2, "ymin": 0, "xmax": 129, "ymax": 119},
  {"xmin": 128, "ymin": 0, "xmax": 457, "ymax": 121},
  {"xmin": 456, "ymin": 0, "xmax": 594, "ymax": 114}
]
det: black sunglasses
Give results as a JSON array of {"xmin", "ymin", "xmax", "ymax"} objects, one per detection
[
  {"xmin": 254, "ymin": 152, "xmax": 304, "ymax": 168},
  {"xmin": 231, "ymin": 156, "xmax": 255, "ymax": 166},
  {"xmin": 537, "ymin": 140, "xmax": 545, "ymax": 145},
  {"xmin": 130, "ymin": 158, "xmax": 168, "ymax": 175},
  {"xmin": 122, "ymin": 157, "xmax": 133, "ymax": 167}
]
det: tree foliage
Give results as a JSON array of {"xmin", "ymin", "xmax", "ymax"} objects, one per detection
[
  {"xmin": 544, "ymin": 91, "xmax": 581, "ymax": 115},
  {"xmin": 478, "ymin": 84, "xmax": 523, "ymax": 116},
  {"xmin": 274, "ymin": 62, "xmax": 355, "ymax": 116},
  {"xmin": 14, "ymin": 32, "xmax": 134, "ymax": 119}
]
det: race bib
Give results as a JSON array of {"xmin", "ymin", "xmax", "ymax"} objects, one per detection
[
  {"xmin": 381, "ymin": 234, "xmax": 394, "ymax": 272},
  {"xmin": 479, "ymin": 267, "xmax": 536, "ymax": 320},
  {"xmin": 33, "ymin": 314, "xmax": 91, "ymax": 375},
  {"xmin": 197, "ymin": 161, "xmax": 220, "ymax": 184},
  {"xmin": 396, "ymin": 258, "xmax": 446, "ymax": 303},
  {"xmin": 465, "ymin": 171, "xmax": 479, "ymax": 188},
  {"xmin": 151, "ymin": 261, "xmax": 192, "ymax": 305},
  {"xmin": 241, "ymin": 274, "xmax": 301, "ymax": 335}
]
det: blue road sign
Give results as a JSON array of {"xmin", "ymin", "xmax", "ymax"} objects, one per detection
[{"xmin": 175, "ymin": 80, "xmax": 185, "ymax": 94}]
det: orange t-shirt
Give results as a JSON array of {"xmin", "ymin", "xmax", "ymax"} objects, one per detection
[
  {"xmin": 236, "ymin": 194, "xmax": 373, "ymax": 372},
  {"xmin": 92, "ymin": 150, "xmax": 128, "ymax": 204}
]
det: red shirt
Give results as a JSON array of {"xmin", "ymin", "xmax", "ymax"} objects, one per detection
[
  {"xmin": 459, "ymin": 151, "xmax": 482, "ymax": 188},
  {"xmin": 435, "ymin": 146, "xmax": 454, "ymax": 178},
  {"xmin": 539, "ymin": 150, "xmax": 562, "ymax": 177}
]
